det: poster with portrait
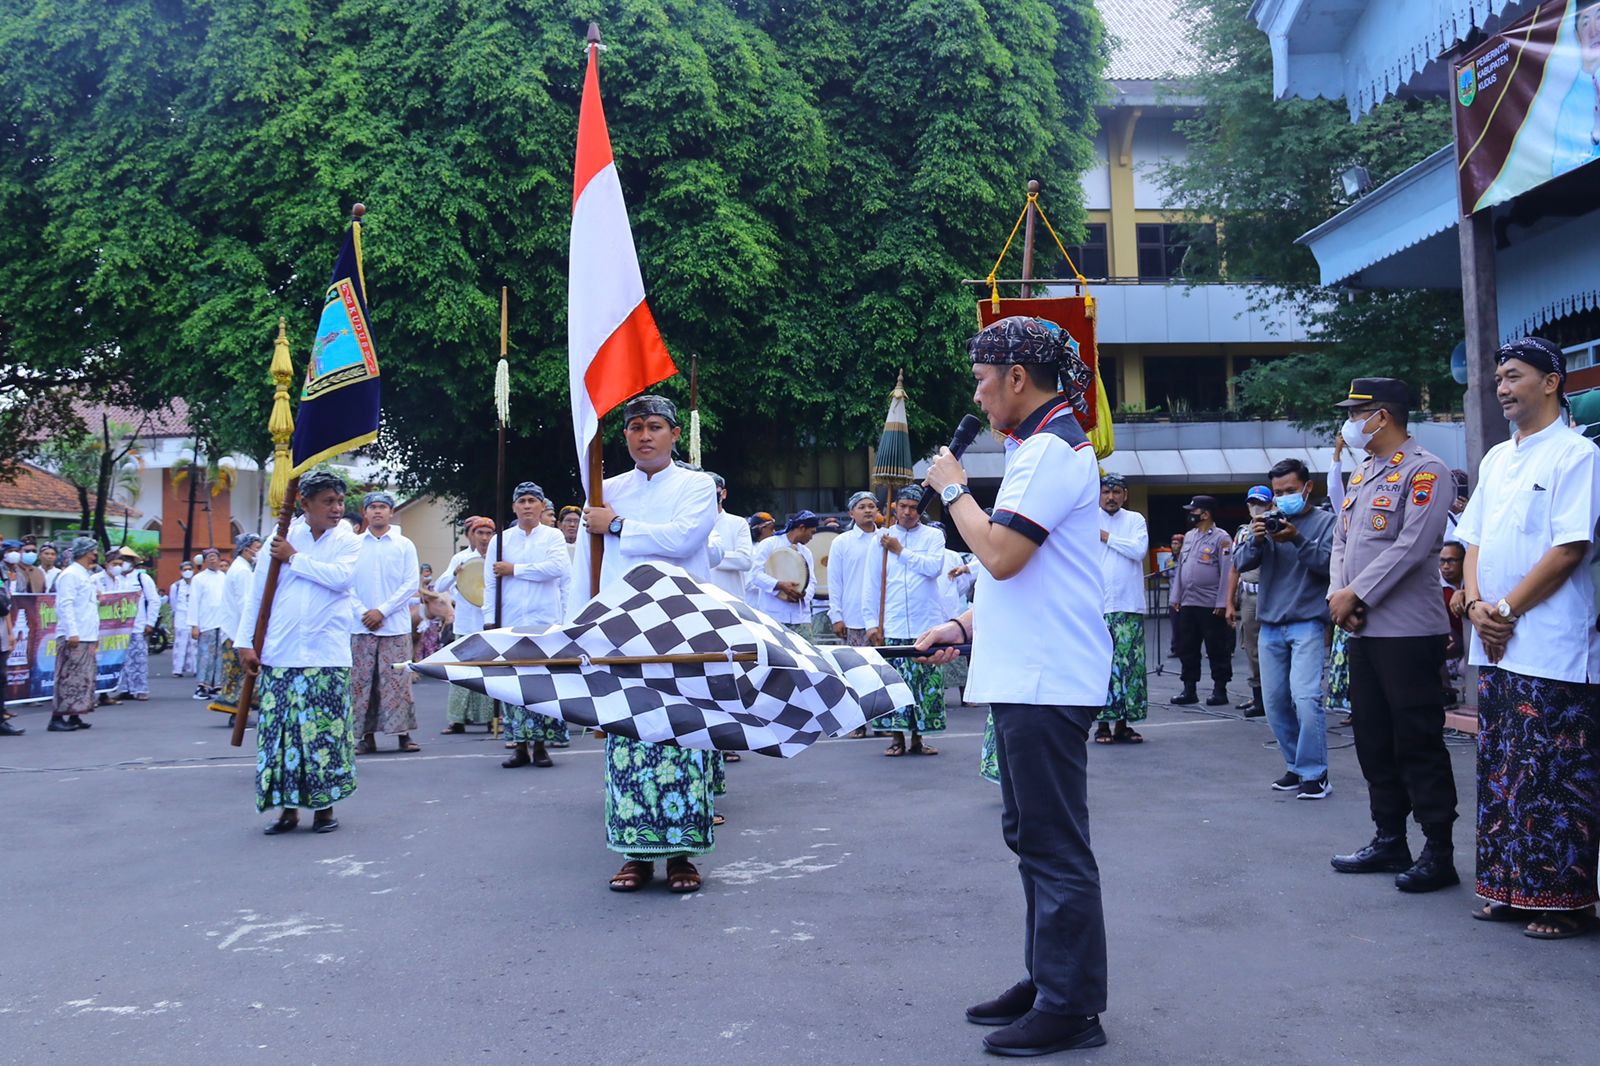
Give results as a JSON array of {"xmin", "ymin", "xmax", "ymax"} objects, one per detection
[
  {"xmin": 4, "ymin": 592, "xmax": 138, "ymax": 704},
  {"xmin": 1455, "ymin": 0, "xmax": 1600, "ymax": 213}
]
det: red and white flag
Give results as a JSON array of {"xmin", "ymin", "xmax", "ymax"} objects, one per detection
[{"xmin": 568, "ymin": 38, "xmax": 676, "ymax": 497}]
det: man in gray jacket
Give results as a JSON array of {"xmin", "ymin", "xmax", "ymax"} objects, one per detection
[{"xmin": 1232, "ymin": 458, "xmax": 1336, "ymax": 800}]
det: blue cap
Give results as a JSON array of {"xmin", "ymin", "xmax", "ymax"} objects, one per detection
[
  {"xmin": 1, "ymin": 538, "xmax": 21, "ymax": 550},
  {"xmin": 1246, "ymin": 485, "xmax": 1272, "ymax": 503}
]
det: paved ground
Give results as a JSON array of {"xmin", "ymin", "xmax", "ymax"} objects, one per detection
[{"xmin": 3, "ymin": 637, "xmax": 1598, "ymax": 1066}]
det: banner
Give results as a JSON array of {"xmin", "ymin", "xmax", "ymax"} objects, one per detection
[
  {"xmin": 1454, "ymin": 0, "xmax": 1600, "ymax": 214},
  {"xmin": 976, "ymin": 296, "xmax": 1101, "ymax": 431},
  {"xmin": 4, "ymin": 591, "xmax": 139, "ymax": 705}
]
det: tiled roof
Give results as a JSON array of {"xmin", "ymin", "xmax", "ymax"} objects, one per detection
[
  {"xmin": 1098, "ymin": 0, "xmax": 1204, "ymax": 81},
  {"xmin": 0, "ymin": 462, "xmax": 139, "ymax": 518},
  {"xmin": 72, "ymin": 397, "xmax": 193, "ymax": 440}
]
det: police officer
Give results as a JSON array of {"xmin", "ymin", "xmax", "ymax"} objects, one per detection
[
  {"xmin": 1171, "ymin": 495, "xmax": 1233, "ymax": 706},
  {"xmin": 1326, "ymin": 377, "xmax": 1459, "ymax": 893}
]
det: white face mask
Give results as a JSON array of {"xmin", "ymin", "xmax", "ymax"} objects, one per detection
[
  {"xmin": 1340, "ymin": 412, "xmax": 1379, "ymax": 451},
  {"xmin": 3, "ymin": 551, "xmax": 19, "ymax": 565},
  {"xmin": 181, "ymin": 570, "xmax": 194, "ymax": 580}
]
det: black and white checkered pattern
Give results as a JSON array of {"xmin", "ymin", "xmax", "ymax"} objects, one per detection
[{"xmin": 410, "ymin": 563, "xmax": 913, "ymax": 758}]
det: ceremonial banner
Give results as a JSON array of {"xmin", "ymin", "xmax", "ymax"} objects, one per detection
[
  {"xmin": 412, "ymin": 563, "xmax": 912, "ymax": 758},
  {"xmin": 4, "ymin": 592, "xmax": 139, "ymax": 704},
  {"xmin": 978, "ymin": 296, "xmax": 1101, "ymax": 431},
  {"xmin": 568, "ymin": 37, "xmax": 676, "ymax": 496},
  {"xmin": 1455, "ymin": 0, "xmax": 1600, "ymax": 214},
  {"xmin": 290, "ymin": 222, "xmax": 381, "ymax": 473}
]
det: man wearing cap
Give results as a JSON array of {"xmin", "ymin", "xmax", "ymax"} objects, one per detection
[
  {"xmin": 349, "ymin": 491, "xmax": 422, "ymax": 756},
  {"xmin": 1096, "ymin": 474, "xmax": 1150, "ymax": 743},
  {"xmin": 579, "ymin": 394, "xmax": 720, "ymax": 895},
  {"xmin": 748, "ymin": 512, "xmax": 775, "ymax": 545},
  {"xmin": 1171, "ymin": 495, "xmax": 1233, "ymax": 706},
  {"xmin": 112, "ymin": 548, "xmax": 162, "ymax": 702},
  {"xmin": 169, "ymin": 560, "xmax": 198, "ymax": 677},
  {"xmin": 191, "ymin": 548, "xmax": 228, "ymax": 701},
  {"xmin": 208, "ymin": 534, "xmax": 263, "ymax": 720},
  {"xmin": 918, "ymin": 314, "xmax": 1112, "ymax": 1055},
  {"xmin": 706, "ymin": 473, "xmax": 755, "ymax": 601},
  {"xmin": 2, "ymin": 540, "xmax": 42, "ymax": 594},
  {"xmin": 485, "ymin": 482, "xmax": 571, "ymax": 768},
  {"xmin": 436, "ymin": 516, "xmax": 498, "ymax": 733},
  {"xmin": 1457, "ymin": 337, "xmax": 1600, "ymax": 937},
  {"xmin": 558, "ymin": 505, "xmax": 583, "ymax": 562},
  {"xmin": 1225, "ymin": 486, "xmax": 1274, "ymax": 718},
  {"xmin": 864, "ymin": 485, "xmax": 949, "ymax": 757},
  {"xmin": 51, "ymin": 537, "xmax": 103, "ymax": 732},
  {"xmin": 1327, "ymin": 377, "xmax": 1459, "ymax": 892},
  {"xmin": 750, "ymin": 511, "xmax": 820, "ymax": 633}
]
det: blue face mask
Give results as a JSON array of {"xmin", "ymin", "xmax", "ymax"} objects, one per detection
[
  {"xmin": 21, "ymin": 551, "xmax": 37, "ymax": 566},
  {"xmin": 1275, "ymin": 491, "xmax": 1308, "ymax": 517}
]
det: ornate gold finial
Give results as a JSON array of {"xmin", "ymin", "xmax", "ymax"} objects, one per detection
[{"xmin": 267, "ymin": 317, "xmax": 295, "ymax": 513}]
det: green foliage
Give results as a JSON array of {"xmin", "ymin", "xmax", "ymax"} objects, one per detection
[
  {"xmin": 1159, "ymin": 0, "xmax": 1463, "ymax": 423},
  {"xmin": 1, "ymin": 0, "xmax": 1105, "ymax": 511}
]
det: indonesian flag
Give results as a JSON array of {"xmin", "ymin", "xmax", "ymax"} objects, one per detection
[{"xmin": 568, "ymin": 38, "xmax": 676, "ymax": 497}]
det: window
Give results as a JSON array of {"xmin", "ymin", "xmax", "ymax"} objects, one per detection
[
  {"xmin": 1136, "ymin": 223, "xmax": 1216, "ymax": 280},
  {"xmin": 1143, "ymin": 355, "xmax": 1228, "ymax": 413},
  {"xmin": 1062, "ymin": 224, "xmax": 1109, "ymax": 280}
]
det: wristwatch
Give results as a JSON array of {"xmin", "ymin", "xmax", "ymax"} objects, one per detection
[
  {"xmin": 940, "ymin": 483, "xmax": 972, "ymax": 507},
  {"xmin": 608, "ymin": 516, "xmax": 624, "ymax": 536},
  {"xmin": 1495, "ymin": 598, "xmax": 1517, "ymax": 621}
]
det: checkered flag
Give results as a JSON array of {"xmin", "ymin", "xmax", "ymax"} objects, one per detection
[{"xmin": 411, "ymin": 563, "xmax": 913, "ymax": 758}]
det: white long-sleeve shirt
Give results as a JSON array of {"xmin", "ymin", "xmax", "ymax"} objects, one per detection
[
  {"xmin": 169, "ymin": 577, "xmax": 194, "ymax": 628},
  {"xmin": 238, "ymin": 519, "xmax": 362, "ymax": 668},
  {"xmin": 132, "ymin": 569, "xmax": 162, "ymax": 629},
  {"xmin": 93, "ymin": 568, "xmax": 132, "ymax": 595},
  {"xmin": 191, "ymin": 568, "xmax": 228, "ymax": 631},
  {"xmin": 859, "ymin": 520, "xmax": 947, "ymax": 639},
  {"xmin": 222, "ymin": 557, "xmax": 257, "ymax": 643},
  {"xmin": 483, "ymin": 523, "xmax": 569, "ymax": 629},
  {"xmin": 825, "ymin": 525, "xmax": 876, "ymax": 629},
  {"xmin": 1099, "ymin": 506, "xmax": 1149, "ymax": 615},
  {"xmin": 749, "ymin": 534, "xmax": 818, "ymax": 624},
  {"xmin": 434, "ymin": 546, "xmax": 487, "ymax": 635},
  {"xmin": 938, "ymin": 549, "xmax": 976, "ymax": 621},
  {"xmin": 706, "ymin": 511, "xmax": 755, "ymax": 600},
  {"xmin": 569, "ymin": 462, "xmax": 719, "ymax": 618},
  {"xmin": 350, "ymin": 526, "xmax": 420, "ymax": 637},
  {"xmin": 54, "ymin": 562, "xmax": 101, "ymax": 642}
]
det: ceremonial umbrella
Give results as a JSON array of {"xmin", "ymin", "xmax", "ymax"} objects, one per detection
[
  {"xmin": 409, "ymin": 563, "xmax": 914, "ymax": 758},
  {"xmin": 872, "ymin": 370, "xmax": 915, "ymax": 496}
]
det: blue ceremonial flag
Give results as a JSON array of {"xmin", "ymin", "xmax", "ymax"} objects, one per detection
[{"xmin": 290, "ymin": 215, "xmax": 380, "ymax": 475}]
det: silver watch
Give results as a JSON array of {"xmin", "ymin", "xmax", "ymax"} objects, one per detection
[
  {"xmin": 941, "ymin": 483, "xmax": 971, "ymax": 507},
  {"xmin": 1495, "ymin": 598, "xmax": 1516, "ymax": 620}
]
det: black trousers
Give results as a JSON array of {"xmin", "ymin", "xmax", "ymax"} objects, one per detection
[
  {"xmin": 1176, "ymin": 605, "xmax": 1232, "ymax": 687},
  {"xmin": 992, "ymin": 703, "xmax": 1108, "ymax": 1017},
  {"xmin": 1348, "ymin": 635, "xmax": 1458, "ymax": 841}
]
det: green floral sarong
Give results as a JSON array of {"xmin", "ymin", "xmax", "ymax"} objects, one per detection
[
  {"xmin": 255, "ymin": 666, "xmax": 356, "ymax": 812},
  {"xmin": 604, "ymin": 736, "xmax": 715, "ymax": 859},
  {"xmin": 871, "ymin": 638, "xmax": 947, "ymax": 734},
  {"xmin": 980, "ymin": 711, "xmax": 1000, "ymax": 785},
  {"xmin": 1098, "ymin": 611, "xmax": 1148, "ymax": 724},
  {"xmin": 447, "ymin": 686, "xmax": 496, "ymax": 725},
  {"xmin": 505, "ymin": 703, "xmax": 569, "ymax": 745}
]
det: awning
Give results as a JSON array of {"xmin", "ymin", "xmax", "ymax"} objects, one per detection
[
  {"xmin": 1496, "ymin": 206, "xmax": 1600, "ymax": 339},
  {"xmin": 1296, "ymin": 146, "xmax": 1461, "ymax": 288}
]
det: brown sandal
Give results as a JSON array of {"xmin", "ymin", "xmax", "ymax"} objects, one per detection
[
  {"xmin": 883, "ymin": 741, "xmax": 906, "ymax": 757},
  {"xmin": 723, "ymin": 751, "xmax": 741, "ymax": 763},
  {"xmin": 440, "ymin": 723, "xmax": 465, "ymax": 734},
  {"xmin": 1113, "ymin": 723, "xmax": 1144, "ymax": 744},
  {"xmin": 397, "ymin": 735, "xmax": 421, "ymax": 752},
  {"xmin": 713, "ymin": 813, "xmax": 726, "ymax": 826},
  {"xmin": 1094, "ymin": 722, "xmax": 1115, "ymax": 744},
  {"xmin": 666, "ymin": 858, "xmax": 702, "ymax": 893},
  {"xmin": 908, "ymin": 741, "xmax": 940, "ymax": 756},
  {"xmin": 354, "ymin": 737, "xmax": 377, "ymax": 755},
  {"xmin": 609, "ymin": 860, "xmax": 654, "ymax": 892}
]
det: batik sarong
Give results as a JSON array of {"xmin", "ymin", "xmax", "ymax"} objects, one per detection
[
  {"xmin": 979, "ymin": 711, "xmax": 1000, "ymax": 785},
  {"xmin": 1476, "ymin": 666, "xmax": 1600, "ymax": 911},
  {"xmin": 1098, "ymin": 611, "xmax": 1147, "ymax": 724},
  {"xmin": 350, "ymin": 633, "xmax": 417, "ymax": 736},
  {"xmin": 504, "ymin": 703, "xmax": 569, "ymax": 745},
  {"xmin": 416, "ymin": 620, "xmax": 442, "ymax": 661},
  {"xmin": 870, "ymin": 637, "xmax": 946, "ymax": 734},
  {"xmin": 1325, "ymin": 627, "xmax": 1351, "ymax": 712},
  {"xmin": 446, "ymin": 686, "xmax": 496, "ymax": 726},
  {"xmin": 208, "ymin": 639, "xmax": 260, "ymax": 715},
  {"xmin": 709, "ymin": 751, "xmax": 727, "ymax": 796},
  {"xmin": 255, "ymin": 666, "xmax": 356, "ymax": 812},
  {"xmin": 604, "ymin": 735, "xmax": 715, "ymax": 859},
  {"xmin": 172, "ymin": 624, "xmax": 196, "ymax": 676},
  {"xmin": 53, "ymin": 640, "xmax": 97, "ymax": 716},
  {"xmin": 197, "ymin": 628, "xmax": 223, "ymax": 688},
  {"xmin": 116, "ymin": 631, "xmax": 149, "ymax": 697}
]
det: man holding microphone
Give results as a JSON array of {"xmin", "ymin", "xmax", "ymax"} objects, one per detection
[{"xmin": 918, "ymin": 315, "xmax": 1112, "ymax": 1056}]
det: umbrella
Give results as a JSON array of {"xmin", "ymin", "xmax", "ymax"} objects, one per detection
[
  {"xmin": 872, "ymin": 369, "xmax": 915, "ymax": 494},
  {"xmin": 409, "ymin": 563, "xmax": 915, "ymax": 758}
]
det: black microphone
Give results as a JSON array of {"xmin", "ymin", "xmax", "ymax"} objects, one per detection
[{"xmin": 916, "ymin": 414, "xmax": 985, "ymax": 516}]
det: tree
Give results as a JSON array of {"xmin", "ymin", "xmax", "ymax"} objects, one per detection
[
  {"xmin": 1157, "ymin": 0, "xmax": 1463, "ymax": 423},
  {"xmin": 37, "ymin": 414, "xmax": 145, "ymax": 549}
]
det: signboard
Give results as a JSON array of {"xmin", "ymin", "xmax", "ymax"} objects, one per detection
[
  {"xmin": 1455, "ymin": 0, "xmax": 1600, "ymax": 214},
  {"xmin": 4, "ymin": 591, "xmax": 138, "ymax": 705},
  {"xmin": 976, "ymin": 296, "xmax": 1100, "ymax": 430}
]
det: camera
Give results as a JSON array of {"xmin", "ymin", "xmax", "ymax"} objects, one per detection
[{"xmin": 1261, "ymin": 512, "xmax": 1286, "ymax": 534}]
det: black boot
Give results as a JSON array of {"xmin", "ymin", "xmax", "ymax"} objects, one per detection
[
  {"xmin": 1171, "ymin": 684, "xmax": 1199, "ymax": 706},
  {"xmin": 1243, "ymin": 686, "xmax": 1265, "ymax": 718},
  {"xmin": 1396, "ymin": 839, "xmax": 1459, "ymax": 893},
  {"xmin": 1331, "ymin": 831, "xmax": 1413, "ymax": 874},
  {"xmin": 1205, "ymin": 684, "xmax": 1230, "ymax": 707}
]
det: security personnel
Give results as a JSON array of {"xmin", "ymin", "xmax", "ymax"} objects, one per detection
[
  {"xmin": 1326, "ymin": 377, "xmax": 1458, "ymax": 893},
  {"xmin": 1171, "ymin": 495, "xmax": 1233, "ymax": 706}
]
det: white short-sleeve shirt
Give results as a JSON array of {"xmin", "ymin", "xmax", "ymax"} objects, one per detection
[
  {"xmin": 1455, "ymin": 418, "xmax": 1600, "ymax": 683},
  {"xmin": 965, "ymin": 401, "xmax": 1113, "ymax": 707}
]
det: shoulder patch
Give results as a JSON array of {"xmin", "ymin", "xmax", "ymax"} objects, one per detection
[
  {"xmin": 1390, "ymin": 451, "xmax": 1406, "ymax": 465},
  {"xmin": 1384, "ymin": 472, "xmax": 1401, "ymax": 483},
  {"xmin": 1412, "ymin": 471, "xmax": 1438, "ymax": 485},
  {"xmin": 1412, "ymin": 484, "xmax": 1434, "ymax": 507}
]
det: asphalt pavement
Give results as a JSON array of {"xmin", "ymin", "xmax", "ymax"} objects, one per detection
[{"xmin": 3, "ymin": 637, "xmax": 1597, "ymax": 1066}]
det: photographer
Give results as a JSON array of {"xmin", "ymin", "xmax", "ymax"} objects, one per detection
[{"xmin": 1232, "ymin": 458, "xmax": 1335, "ymax": 800}]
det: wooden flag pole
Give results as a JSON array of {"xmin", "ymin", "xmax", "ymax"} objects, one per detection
[
  {"xmin": 491, "ymin": 286, "xmax": 509, "ymax": 736},
  {"xmin": 231, "ymin": 475, "xmax": 299, "ymax": 748},
  {"xmin": 877, "ymin": 537, "xmax": 890, "ymax": 640},
  {"xmin": 398, "ymin": 643, "xmax": 968, "ymax": 672}
]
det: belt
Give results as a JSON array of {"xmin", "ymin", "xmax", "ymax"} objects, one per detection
[{"xmin": 1240, "ymin": 582, "xmax": 1259, "ymax": 594}]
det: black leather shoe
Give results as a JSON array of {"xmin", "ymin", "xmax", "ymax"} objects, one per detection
[
  {"xmin": 1243, "ymin": 686, "xmax": 1266, "ymax": 717},
  {"xmin": 983, "ymin": 1009, "xmax": 1106, "ymax": 1056},
  {"xmin": 47, "ymin": 717, "xmax": 78, "ymax": 732},
  {"xmin": 502, "ymin": 747, "xmax": 532, "ymax": 768},
  {"xmin": 966, "ymin": 980, "xmax": 1037, "ymax": 1026},
  {"xmin": 67, "ymin": 715, "xmax": 90, "ymax": 729},
  {"xmin": 1395, "ymin": 843, "xmax": 1459, "ymax": 893},
  {"xmin": 1171, "ymin": 686, "xmax": 1200, "ymax": 705},
  {"xmin": 1331, "ymin": 832, "xmax": 1413, "ymax": 873},
  {"xmin": 0, "ymin": 720, "xmax": 25, "ymax": 736},
  {"xmin": 1205, "ymin": 686, "xmax": 1230, "ymax": 707},
  {"xmin": 312, "ymin": 810, "xmax": 339, "ymax": 834},
  {"xmin": 531, "ymin": 745, "xmax": 554, "ymax": 768},
  {"xmin": 263, "ymin": 811, "xmax": 299, "ymax": 835}
]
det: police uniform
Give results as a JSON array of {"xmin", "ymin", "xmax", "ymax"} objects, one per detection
[
  {"xmin": 1170, "ymin": 497, "xmax": 1233, "ymax": 702},
  {"xmin": 1327, "ymin": 378, "xmax": 1457, "ymax": 884}
]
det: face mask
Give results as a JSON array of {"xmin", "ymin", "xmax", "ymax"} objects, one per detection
[
  {"xmin": 1275, "ymin": 491, "xmax": 1308, "ymax": 517},
  {"xmin": 1340, "ymin": 412, "xmax": 1378, "ymax": 451},
  {"xmin": 22, "ymin": 551, "xmax": 37, "ymax": 566},
  {"xmin": 3, "ymin": 551, "xmax": 18, "ymax": 565},
  {"xmin": 1185, "ymin": 512, "xmax": 1202, "ymax": 526},
  {"xmin": 113, "ymin": 562, "xmax": 127, "ymax": 574},
  {"xmin": 182, "ymin": 570, "xmax": 194, "ymax": 579},
  {"xmin": 1246, "ymin": 502, "xmax": 1270, "ymax": 518}
]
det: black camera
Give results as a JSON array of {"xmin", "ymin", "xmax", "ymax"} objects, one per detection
[{"xmin": 1261, "ymin": 512, "xmax": 1286, "ymax": 534}]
